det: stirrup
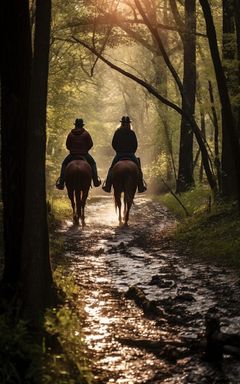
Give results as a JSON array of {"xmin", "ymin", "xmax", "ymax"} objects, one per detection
[
  {"xmin": 102, "ymin": 180, "xmax": 111, "ymax": 193},
  {"xmin": 56, "ymin": 177, "xmax": 64, "ymax": 190},
  {"xmin": 138, "ymin": 180, "xmax": 147, "ymax": 193},
  {"xmin": 93, "ymin": 177, "xmax": 101, "ymax": 187}
]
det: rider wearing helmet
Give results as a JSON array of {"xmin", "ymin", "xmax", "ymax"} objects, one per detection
[
  {"xmin": 102, "ymin": 116, "xmax": 147, "ymax": 193},
  {"xmin": 56, "ymin": 118, "xmax": 101, "ymax": 190}
]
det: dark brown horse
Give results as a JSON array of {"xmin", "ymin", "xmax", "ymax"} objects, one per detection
[
  {"xmin": 65, "ymin": 160, "xmax": 92, "ymax": 226},
  {"xmin": 112, "ymin": 160, "xmax": 139, "ymax": 225}
]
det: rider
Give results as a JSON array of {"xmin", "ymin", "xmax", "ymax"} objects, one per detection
[
  {"xmin": 102, "ymin": 116, "xmax": 147, "ymax": 193},
  {"xmin": 56, "ymin": 118, "xmax": 101, "ymax": 190}
]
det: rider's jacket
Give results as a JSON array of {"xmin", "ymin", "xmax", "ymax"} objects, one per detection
[
  {"xmin": 66, "ymin": 127, "xmax": 93, "ymax": 155},
  {"xmin": 112, "ymin": 127, "xmax": 138, "ymax": 154}
]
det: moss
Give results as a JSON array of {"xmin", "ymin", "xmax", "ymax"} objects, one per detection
[
  {"xmin": 174, "ymin": 202, "xmax": 240, "ymax": 268},
  {"xmin": 43, "ymin": 268, "xmax": 93, "ymax": 384},
  {"xmin": 157, "ymin": 187, "xmax": 240, "ymax": 270},
  {"xmin": 157, "ymin": 184, "xmax": 212, "ymax": 218}
]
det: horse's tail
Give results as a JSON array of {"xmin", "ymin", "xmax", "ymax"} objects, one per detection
[{"xmin": 75, "ymin": 189, "xmax": 82, "ymax": 218}]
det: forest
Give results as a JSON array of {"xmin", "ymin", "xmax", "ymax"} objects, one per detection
[{"xmin": 1, "ymin": 0, "xmax": 240, "ymax": 383}]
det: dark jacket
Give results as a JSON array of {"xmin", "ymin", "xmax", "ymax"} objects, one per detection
[
  {"xmin": 112, "ymin": 127, "xmax": 138, "ymax": 153},
  {"xmin": 66, "ymin": 127, "xmax": 93, "ymax": 155}
]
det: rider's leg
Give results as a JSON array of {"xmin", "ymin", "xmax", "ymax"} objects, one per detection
[
  {"xmin": 136, "ymin": 157, "xmax": 147, "ymax": 193},
  {"xmin": 85, "ymin": 154, "xmax": 101, "ymax": 187},
  {"xmin": 56, "ymin": 154, "xmax": 73, "ymax": 190},
  {"xmin": 102, "ymin": 155, "xmax": 120, "ymax": 193}
]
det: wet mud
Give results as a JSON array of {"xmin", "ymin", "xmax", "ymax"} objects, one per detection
[{"xmin": 58, "ymin": 196, "xmax": 240, "ymax": 384}]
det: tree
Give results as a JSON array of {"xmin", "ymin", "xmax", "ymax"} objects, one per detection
[
  {"xmin": 21, "ymin": 0, "xmax": 53, "ymax": 323},
  {"xmin": 69, "ymin": 0, "xmax": 218, "ymax": 196},
  {"xmin": 1, "ymin": 0, "xmax": 31, "ymax": 293},
  {"xmin": 171, "ymin": 0, "xmax": 197, "ymax": 193},
  {"xmin": 200, "ymin": 0, "xmax": 240, "ymax": 205},
  {"xmin": 221, "ymin": 0, "xmax": 238, "ymax": 197},
  {"xmin": 1, "ymin": 0, "xmax": 53, "ymax": 325}
]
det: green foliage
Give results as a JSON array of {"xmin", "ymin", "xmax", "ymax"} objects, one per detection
[
  {"xmin": 158, "ymin": 184, "xmax": 212, "ymax": 218},
  {"xmin": 174, "ymin": 201, "xmax": 240, "ymax": 268},
  {"xmin": 0, "ymin": 315, "xmax": 41, "ymax": 384},
  {"xmin": 159, "ymin": 187, "xmax": 240, "ymax": 269},
  {"xmin": 43, "ymin": 268, "xmax": 93, "ymax": 384}
]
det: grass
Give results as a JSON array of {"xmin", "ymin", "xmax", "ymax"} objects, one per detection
[
  {"xmin": 0, "ymin": 198, "xmax": 93, "ymax": 384},
  {"xmin": 0, "ymin": 314, "xmax": 42, "ymax": 384},
  {"xmin": 42, "ymin": 267, "xmax": 93, "ymax": 384},
  {"xmin": 158, "ymin": 184, "xmax": 212, "ymax": 218},
  {"xmin": 157, "ymin": 185, "xmax": 240, "ymax": 270},
  {"xmin": 45, "ymin": 200, "xmax": 93, "ymax": 384}
]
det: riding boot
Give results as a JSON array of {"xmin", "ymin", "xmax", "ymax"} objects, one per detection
[
  {"xmin": 91, "ymin": 163, "xmax": 101, "ymax": 187},
  {"xmin": 137, "ymin": 158, "xmax": 147, "ymax": 193},
  {"xmin": 56, "ymin": 164, "xmax": 65, "ymax": 190},
  {"xmin": 102, "ymin": 170, "xmax": 112, "ymax": 193}
]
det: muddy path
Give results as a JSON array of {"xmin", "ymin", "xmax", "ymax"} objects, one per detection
[{"xmin": 58, "ymin": 196, "xmax": 240, "ymax": 384}]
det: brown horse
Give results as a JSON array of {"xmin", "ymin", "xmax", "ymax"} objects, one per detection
[
  {"xmin": 112, "ymin": 160, "xmax": 139, "ymax": 225},
  {"xmin": 65, "ymin": 160, "xmax": 92, "ymax": 226}
]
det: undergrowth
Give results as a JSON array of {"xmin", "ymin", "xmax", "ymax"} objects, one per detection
[
  {"xmin": 0, "ymin": 314, "xmax": 42, "ymax": 384},
  {"xmin": 0, "ymin": 198, "xmax": 92, "ymax": 384},
  {"xmin": 45, "ymin": 199, "xmax": 93, "ymax": 384},
  {"xmin": 158, "ymin": 185, "xmax": 240, "ymax": 269},
  {"xmin": 42, "ymin": 267, "xmax": 93, "ymax": 384}
]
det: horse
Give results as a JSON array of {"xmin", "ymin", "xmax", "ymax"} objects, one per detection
[
  {"xmin": 112, "ymin": 160, "xmax": 139, "ymax": 226},
  {"xmin": 65, "ymin": 160, "xmax": 92, "ymax": 226}
]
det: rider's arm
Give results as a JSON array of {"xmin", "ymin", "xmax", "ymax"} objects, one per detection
[
  {"xmin": 66, "ymin": 133, "xmax": 72, "ymax": 150},
  {"xmin": 85, "ymin": 131, "xmax": 93, "ymax": 151},
  {"xmin": 131, "ymin": 131, "xmax": 138, "ymax": 153},
  {"xmin": 112, "ymin": 130, "xmax": 119, "ymax": 151}
]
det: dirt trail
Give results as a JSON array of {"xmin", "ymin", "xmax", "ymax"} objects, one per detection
[{"xmin": 59, "ymin": 196, "xmax": 240, "ymax": 384}]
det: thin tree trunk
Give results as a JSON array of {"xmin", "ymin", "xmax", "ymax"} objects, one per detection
[
  {"xmin": 172, "ymin": 0, "xmax": 196, "ymax": 193},
  {"xmin": 208, "ymin": 80, "xmax": 221, "ymax": 191},
  {"xmin": 234, "ymin": 0, "xmax": 240, "ymax": 135},
  {"xmin": 222, "ymin": 0, "xmax": 238, "ymax": 197},
  {"xmin": 199, "ymin": 109, "xmax": 206, "ymax": 183},
  {"xmin": 21, "ymin": 0, "xmax": 53, "ymax": 324},
  {"xmin": 200, "ymin": 0, "xmax": 240, "ymax": 205}
]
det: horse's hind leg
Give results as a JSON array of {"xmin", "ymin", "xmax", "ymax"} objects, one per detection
[
  {"xmin": 124, "ymin": 203, "xmax": 131, "ymax": 226},
  {"xmin": 68, "ymin": 190, "xmax": 77, "ymax": 224},
  {"xmin": 74, "ymin": 190, "xmax": 82, "ymax": 226},
  {"xmin": 114, "ymin": 192, "xmax": 122, "ymax": 225},
  {"xmin": 81, "ymin": 189, "xmax": 89, "ymax": 227}
]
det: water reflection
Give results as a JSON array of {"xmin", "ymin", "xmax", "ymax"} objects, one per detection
[{"xmin": 61, "ymin": 196, "xmax": 240, "ymax": 384}]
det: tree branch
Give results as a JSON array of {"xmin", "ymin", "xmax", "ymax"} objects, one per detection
[
  {"xmin": 71, "ymin": 36, "xmax": 184, "ymax": 114},
  {"xmin": 70, "ymin": 35, "xmax": 217, "ymax": 195}
]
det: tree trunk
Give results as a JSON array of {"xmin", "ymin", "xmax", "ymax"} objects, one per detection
[
  {"xmin": 208, "ymin": 80, "xmax": 221, "ymax": 191},
  {"xmin": 21, "ymin": 0, "xmax": 53, "ymax": 324},
  {"xmin": 222, "ymin": 0, "xmax": 238, "ymax": 197},
  {"xmin": 234, "ymin": 0, "xmax": 240, "ymax": 135},
  {"xmin": 200, "ymin": 0, "xmax": 240, "ymax": 205},
  {"xmin": 176, "ymin": 0, "xmax": 196, "ymax": 193},
  {"xmin": 1, "ymin": 0, "xmax": 31, "ymax": 293}
]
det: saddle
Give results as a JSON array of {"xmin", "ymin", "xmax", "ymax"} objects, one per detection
[
  {"xmin": 117, "ymin": 156, "xmax": 137, "ymax": 163},
  {"xmin": 70, "ymin": 155, "xmax": 87, "ymax": 162}
]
